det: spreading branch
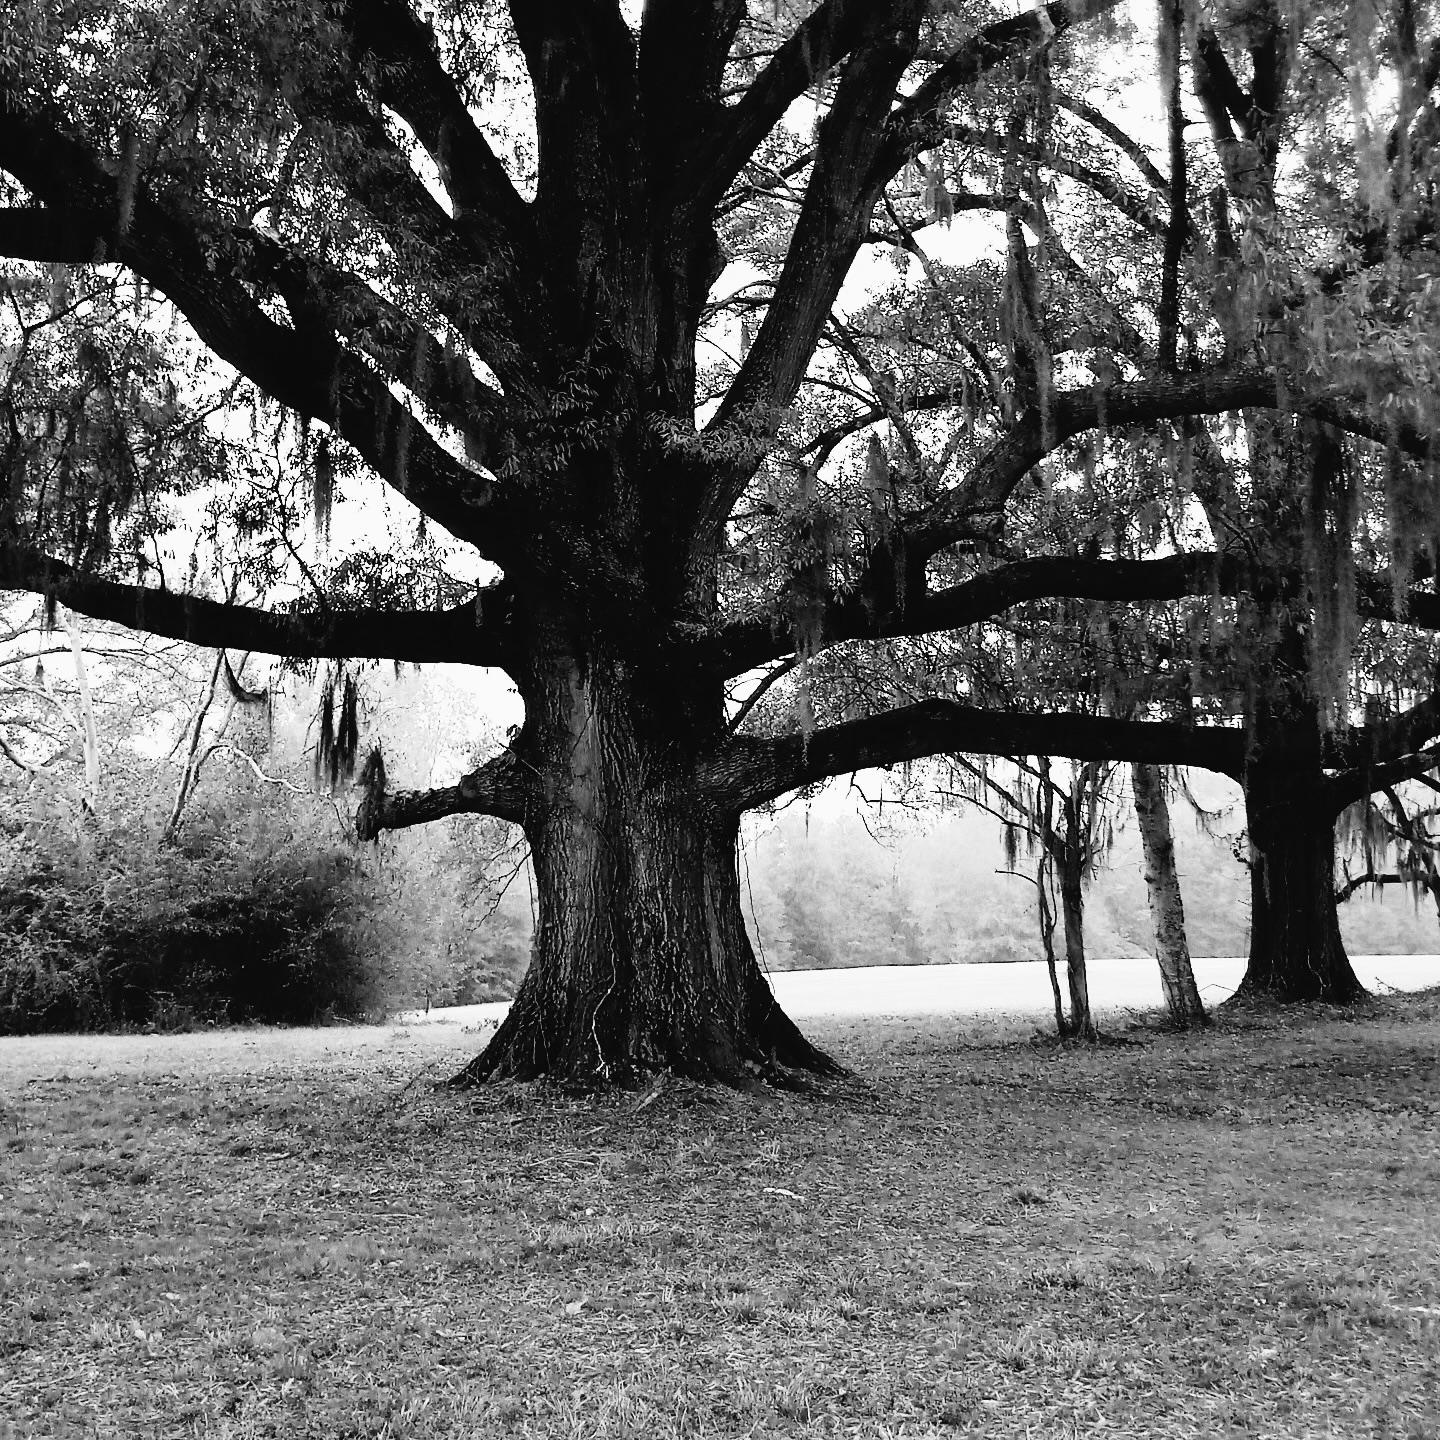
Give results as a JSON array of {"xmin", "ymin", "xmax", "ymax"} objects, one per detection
[
  {"xmin": 682, "ymin": 0, "xmax": 891, "ymax": 214},
  {"xmin": 638, "ymin": 0, "xmax": 747, "ymax": 184},
  {"xmin": 0, "ymin": 546, "xmax": 518, "ymax": 667},
  {"xmin": 340, "ymin": 0, "xmax": 533, "ymax": 250},
  {"xmin": 701, "ymin": 699, "xmax": 1246, "ymax": 811},
  {"xmin": 238, "ymin": 229, "xmax": 513, "ymax": 472},
  {"xmin": 705, "ymin": 551, "xmax": 1245, "ymax": 678},
  {"xmin": 1329, "ymin": 746, "xmax": 1440, "ymax": 812},
  {"xmin": 507, "ymin": 0, "xmax": 642, "ymax": 315},
  {"xmin": 282, "ymin": 63, "xmax": 536, "ymax": 391},
  {"xmin": 693, "ymin": 5, "xmax": 924, "ymax": 560},
  {"xmin": 355, "ymin": 746, "xmax": 532, "ymax": 835},
  {"xmin": 869, "ymin": 0, "xmax": 1125, "ymax": 185},
  {"xmin": 909, "ymin": 368, "xmax": 1436, "ymax": 561},
  {"xmin": 1356, "ymin": 573, "xmax": 1440, "ymax": 631},
  {"xmin": 1334, "ymin": 870, "xmax": 1420, "ymax": 904},
  {"xmin": 0, "ymin": 113, "xmax": 520, "ymax": 561}
]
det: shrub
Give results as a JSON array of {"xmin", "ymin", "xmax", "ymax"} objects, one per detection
[{"xmin": 0, "ymin": 779, "xmax": 380, "ymax": 1034}]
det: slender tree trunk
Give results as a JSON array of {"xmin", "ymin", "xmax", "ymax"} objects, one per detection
[
  {"xmin": 455, "ymin": 642, "xmax": 837, "ymax": 1088},
  {"xmin": 164, "ymin": 650, "xmax": 228, "ymax": 843},
  {"xmin": 1057, "ymin": 838, "xmax": 1096, "ymax": 1040},
  {"xmin": 61, "ymin": 615, "xmax": 100, "ymax": 813},
  {"xmin": 1130, "ymin": 762, "xmax": 1207, "ymax": 1026},
  {"xmin": 1036, "ymin": 852, "xmax": 1066, "ymax": 1035},
  {"xmin": 1233, "ymin": 717, "xmax": 1366, "ymax": 1004}
]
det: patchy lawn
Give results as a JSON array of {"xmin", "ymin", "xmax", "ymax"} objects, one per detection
[{"xmin": 2, "ymin": 996, "xmax": 1439, "ymax": 1439}]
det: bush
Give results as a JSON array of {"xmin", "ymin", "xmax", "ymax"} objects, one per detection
[{"xmin": 0, "ymin": 780, "xmax": 381, "ymax": 1034}]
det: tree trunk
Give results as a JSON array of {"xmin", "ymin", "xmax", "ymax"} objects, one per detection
[
  {"xmin": 61, "ymin": 614, "xmax": 100, "ymax": 813},
  {"xmin": 1130, "ymin": 762, "xmax": 1207, "ymax": 1027},
  {"xmin": 1233, "ymin": 725, "xmax": 1366, "ymax": 1004},
  {"xmin": 1057, "ymin": 838, "xmax": 1097, "ymax": 1039},
  {"xmin": 455, "ymin": 645, "xmax": 838, "ymax": 1088},
  {"xmin": 1036, "ymin": 853, "xmax": 1066, "ymax": 1035}
]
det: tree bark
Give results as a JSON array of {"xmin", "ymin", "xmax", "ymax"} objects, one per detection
[
  {"xmin": 1056, "ymin": 827, "xmax": 1097, "ymax": 1040},
  {"xmin": 454, "ymin": 642, "xmax": 838, "ymax": 1088},
  {"xmin": 1036, "ymin": 853, "xmax": 1067, "ymax": 1035},
  {"xmin": 1130, "ymin": 762, "xmax": 1207, "ymax": 1026},
  {"xmin": 61, "ymin": 615, "xmax": 100, "ymax": 813},
  {"xmin": 1233, "ymin": 718, "xmax": 1366, "ymax": 1004}
]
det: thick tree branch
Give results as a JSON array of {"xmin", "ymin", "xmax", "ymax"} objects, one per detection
[
  {"xmin": 909, "ymin": 369, "xmax": 1275, "ymax": 557},
  {"xmin": 682, "ymin": 0, "xmax": 892, "ymax": 214},
  {"xmin": 707, "ymin": 359, "xmax": 1437, "ymax": 679},
  {"xmin": 0, "ymin": 549, "xmax": 518, "ymax": 668},
  {"xmin": 1192, "ymin": 25, "xmax": 1255, "ymax": 140},
  {"xmin": 284, "ymin": 84, "xmax": 536, "ymax": 393},
  {"xmin": 1158, "ymin": 0, "xmax": 1187, "ymax": 371},
  {"xmin": 1356, "ymin": 573, "xmax": 1440, "ymax": 631},
  {"xmin": 1305, "ymin": 398, "xmax": 1435, "ymax": 462},
  {"xmin": 0, "ymin": 116, "xmax": 520, "ymax": 561},
  {"xmin": 701, "ymin": 699, "xmax": 1245, "ymax": 811},
  {"xmin": 1189, "ymin": 24, "xmax": 1270, "ymax": 201},
  {"xmin": 869, "ymin": 0, "xmax": 1124, "ymax": 185},
  {"xmin": 1334, "ymin": 869, "xmax": 1428, "ymax": 904},
  {"xmin": 639, "ymin": 0, "xmax": 746, "ymax": 182},
  {"xmin": 909, "ymin": 369, "xmax": 1437, "ymax": 561},
  {"xmin": 239, "ymin": 230, "xmax": 512, "ymax": 470},
  {"xmin": 356, "ymin": 747, "xmax": 532, "ymax": 835},
  {"xmin": 688, "ymin": 2, "xmax": 1129, "ymax": 581},
  {"xmin": 694, "ymin": 5, "xmax": 923, "ymax": 561},
  {"xmin": 0, "ymin": 201, "xmax": 517, "ymax": 473},
  {"xmin": 341, "ymin": 0, "xmax": 533, "ymax": 250},
  {"xmin": 705, "ymin": 551, "xmax": 1243, "ymax": 678},
  {"xmin": 0, "ymin": 207, "xmax": 112, "ymax": 264},
  {"xmin": 1328, "ymin": 690, "xmax": 1440, "ymax": 775},
  {"xmin": 1329, "ymin": 746, "xmax": 1440, "ymax": 812},
  {"xmin": 508, "ymin": 0, "xmax": 640, "ymax": 310}
]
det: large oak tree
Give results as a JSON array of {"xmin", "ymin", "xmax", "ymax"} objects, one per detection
[{"xmin": 2, "ymin": 0, "xmax": 1437, "ymax": 1081}]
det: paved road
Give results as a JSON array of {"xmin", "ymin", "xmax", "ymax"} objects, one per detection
[{"xmin": 400, "ymin": 954, "xmax": 1440, "ymax": 1027}]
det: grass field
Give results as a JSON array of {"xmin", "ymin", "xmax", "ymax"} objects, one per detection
[{"xmin": 3, "ymin": 997, "xmax": 1439, "ymax": 1438}]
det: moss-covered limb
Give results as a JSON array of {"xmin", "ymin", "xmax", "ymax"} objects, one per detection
[
  {"xmin": 703, "ymin": 700, "xmax": 1246, "ymax": 814},
  {"xmin": 0, "ymin": 544, "xmax": 516, "ymax": 667}
]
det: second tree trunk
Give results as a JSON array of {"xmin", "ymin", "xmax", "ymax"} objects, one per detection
[
  {"xmin": 1130, "ymin": 762, "xmax": 1207, "ymax": 1026},
  {"xmin": 1235, "ymin": 743, "xmax": 1366, "ymax": 1004}
]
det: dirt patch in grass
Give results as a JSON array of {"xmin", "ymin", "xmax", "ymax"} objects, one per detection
[{"xmin": 3, "ymin": 996, "xmax": 1439, "ymax": 1438}]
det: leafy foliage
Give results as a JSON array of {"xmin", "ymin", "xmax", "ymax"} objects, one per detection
[{"xmin": 0, "ymin": 785, "xmax": 375, "ymax": 1033}]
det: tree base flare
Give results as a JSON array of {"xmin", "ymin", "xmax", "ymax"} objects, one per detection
[
  {"xmin": 1239, "ymin": 762, "xmax": 1368, "ymax": 1006},
  {"xmin": 449, "ymin": 985, "xmax": 844, "ymax": 1092},
  {"xmin": 1227, "ymin": 968, "xmax": 1369, "ymax": 1007}
]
